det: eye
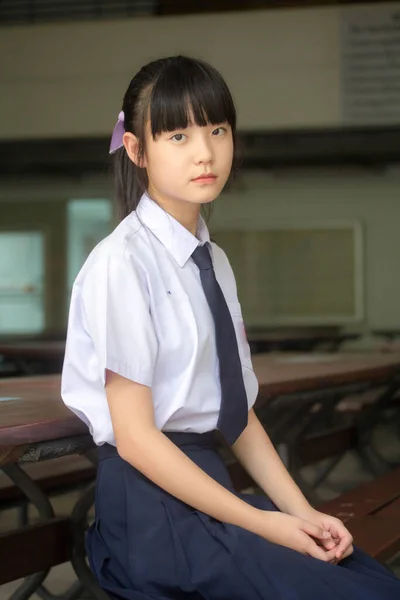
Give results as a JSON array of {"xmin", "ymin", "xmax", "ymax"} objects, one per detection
[
  {"xmin": 212, "ymin": 127, "xmax": 227, "ymax": 136},
  {"xmin": 170, "ymin": 133, "xmax": 187, "ymax": 143}
]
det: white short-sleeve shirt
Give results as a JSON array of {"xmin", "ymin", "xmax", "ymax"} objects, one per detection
[{"xmin": 61, "ymin": 193, "xmax": 259, "ymax": 445}]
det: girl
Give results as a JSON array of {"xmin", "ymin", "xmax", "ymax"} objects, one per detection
[{"xmin": 62, "ymin": 56, "xmax": 400, "ymax": 599}]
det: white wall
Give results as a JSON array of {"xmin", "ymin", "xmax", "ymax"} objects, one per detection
[
  {"xmin": 1, "ymin": 2, "xmax": 397, "ymax": 139},
  {"xmin": 1, "ymin": 3, "xmax": 399, "ymax": 331},
  {"xmin": 212, "ymin": 169, "xmax": 400, "ymax": 330},
  {"xmin": 2, "ymin": 169, "xmax": 399, "ymax": 330}
]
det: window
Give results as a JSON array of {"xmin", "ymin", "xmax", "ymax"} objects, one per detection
[
  {"xmin": 67, "ymin": 199, "xmax": 113, "ymax": 295},
  {"xmin": 0, "ymin": 232, "xmax": 45, "ymax": 334}
]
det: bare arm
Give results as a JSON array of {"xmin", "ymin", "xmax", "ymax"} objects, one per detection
[
  {"xmin": 231, "ymin": 409, "xmax": 312, "ymax": 518},
  {"xmin": 104, "ymin": 371, "xmax": 335, "ymax": 562},
  {"xmin": 105, "ymin": 370, "xmax": 264, "ymax": 534},
  {"xmin": 231, "ymin": 410, "xmax": 356, "ymax": 562}
]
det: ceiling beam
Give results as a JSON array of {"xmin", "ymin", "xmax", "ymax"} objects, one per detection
[
  {"xmin": 1, "ymin": 127, "xmax": 400, "ymax": 179},
  {"xmin": 157, "ymin": 0, "xmax": 399, "ymax": 16}
]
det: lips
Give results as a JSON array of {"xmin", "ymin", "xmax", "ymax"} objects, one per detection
[{"xmin": 192, "ymin": 173, "xmax": 217, "ymax": 181}]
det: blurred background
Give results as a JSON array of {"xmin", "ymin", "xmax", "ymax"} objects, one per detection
[
  {"xmin": 1, "ymin": 0, "xmax": 400, "ymax": 354},
  {"xmin": 2, "ymin": 2, "xmax": 400, "ymax": 596}
]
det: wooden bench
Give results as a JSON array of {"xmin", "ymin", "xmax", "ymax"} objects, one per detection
[
  {"xmin": 319, "ymin": 467, "xmax": 400, "ymax": 563},
  {"xmin": 0, "ymin": 455, "xmax": 97, "ymax": 586},
  {"xmin": 0, "ymin": 460, "xmax": 99, "ymax": 592},
  {"xmin": 229, "ymin": 463, "xmax": 400, "ymax": 563},
  {"xmin": 0, "ymin": 517, "xmax": 72, "ymax": 583},
  {"xmin": 2, "ymin": 454, "xmax": 400, "ymax": 587}
]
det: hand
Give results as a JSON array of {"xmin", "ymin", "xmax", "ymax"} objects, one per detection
[
  {"xmin": 295, "ymin": 507, "xmax": 354, "ymax": 563},
  {"xmin": 259, "ymin": 512, "xmax": 338, "ymax": 562}
]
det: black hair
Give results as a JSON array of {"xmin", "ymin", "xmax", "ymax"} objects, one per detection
[{"xmin": 112, "ymin": 55, "xmax": 238, "ymax": 221}]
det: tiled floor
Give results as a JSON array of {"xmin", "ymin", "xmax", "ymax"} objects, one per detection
[{"xmin": 1, "ymin": 422, "xmax": 400, "ymax": 599}]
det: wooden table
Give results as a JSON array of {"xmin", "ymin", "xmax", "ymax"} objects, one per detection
[
  {"xmin": 0, "ymin": 341, "xmax": 65, "ymax": 376},
  {"xmin": 1, "ymin": 352, "xmax": 400, "ymax": 464},
  {"xmin": 1, "ymin": 352, "xmax": 400, "ymax": 598},
  {"xmin": 2, "ymin": 351, "xmax": 400, "ymax": 502},
  {"xmin": 373, "ymin": 329, "xmax": 400, "ymax": 342},
  {"xmin": 0, "ymin": 375, "xmax": 86, "ymax": 464},
  {"xmin": 0, "ymin": 376, "xmax": 98, "ymax": 600},
  {"xmin": 247, "ymin": 329, "xmax": 359, "ymax": 353},
  {"xmin": 253, "ymin": 352, "xmax": 400, "ymax": 397},
  {"xmin": 252, "ymin": 353, "xmax": 400, "ymax": 493}
]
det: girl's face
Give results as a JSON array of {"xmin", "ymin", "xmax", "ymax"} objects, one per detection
[{"xmin": 143, "ymin": 119, "xmax": 234, "ymax": 208}]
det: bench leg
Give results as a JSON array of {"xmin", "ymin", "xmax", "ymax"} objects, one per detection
[
  {"xmin": 17, "ymin": 501, "xmax": 29, "ymax": 527},
  {"xmin": 2, "ymin": 464, "xmax": 57, "ymax": 600},
  {"xmin": 69, "ymin": 450, "xmax": 111, "ymax": 598},
  {"xmin": 1, "ymin": 463, "xmax": 102, "ymax": 600},
  {"xmin": 8, "ymin": 572, "xmax": 50, "ymax": 600},
  {"xmin": 355, "ymin": 381, "xmax": 400, "ymax": 475},
  {"xmin": 311, "ymin": 454, "xmax": 346, "ymax": 489},
  {"xmin": 278, "ymin": 393, "xmax": 348, "ymax": 504},
  {"xmin": 69, "ymin": 480, "xmax": 109, "ymax": 600},
  {"xmin": 355, "ymin": 444, "xmax": 391, "ymax": 477}
]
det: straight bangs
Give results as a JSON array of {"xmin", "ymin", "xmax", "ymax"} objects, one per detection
[{"xmin": 148, "ymin": 58, "xmax": 237, "ymax": 137}]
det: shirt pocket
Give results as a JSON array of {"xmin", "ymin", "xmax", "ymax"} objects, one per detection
[
  {"xmin": 227, "ymin": 301, "xmax": 252, "ymax": 369},
  {"xmin": 152, "ymin": 292, "xmax": 195, "ymax": 361}
]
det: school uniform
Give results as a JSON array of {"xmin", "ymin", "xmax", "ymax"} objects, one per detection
[{"xmin": 62, "ymin": 192, "xmax": 400, "ymax": 599}]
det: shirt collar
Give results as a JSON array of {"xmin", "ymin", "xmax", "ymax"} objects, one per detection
[{"xmin": 135, "ymin": 192, "xmax": 211, "ymax": 267}]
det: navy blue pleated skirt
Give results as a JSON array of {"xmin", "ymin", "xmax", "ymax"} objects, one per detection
[{"xmin": 87, "ymin": 431, "xmax": 400, "ymax": 599}]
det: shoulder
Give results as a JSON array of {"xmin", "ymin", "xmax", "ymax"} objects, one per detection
[
  {"xmin": 70, "ymin": 212, "xmax": 154, "ymax": 313},
  {"xmin": 74, "ymin": 212, "xmax": 146, "ymax": 287}
]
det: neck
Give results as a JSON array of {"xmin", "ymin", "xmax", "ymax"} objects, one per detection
[{"xmin": 146, "ymin": 190, "xmax": 200, "ymax": 237}]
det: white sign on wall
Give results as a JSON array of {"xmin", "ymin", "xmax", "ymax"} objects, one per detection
[{"xmin": 341, "ymin": 5, "xmax": 400, "ymax": 126}]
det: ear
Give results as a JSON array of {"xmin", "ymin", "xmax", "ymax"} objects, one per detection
[{"xmin": 123, "ymin": 132, "xmax": 146, "ymax": 168}]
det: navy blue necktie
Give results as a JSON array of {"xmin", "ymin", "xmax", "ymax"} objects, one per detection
[{"xmin": 191, "ymin": 244, "xmax": 248, "ymax": 445}]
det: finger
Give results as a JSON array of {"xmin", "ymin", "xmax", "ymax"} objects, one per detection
[
  {"xmin": 338, "ymin": 545, "xmax": 354, "ymax": 562},
  {"xmin": 316, "ymin": 540, "xmax": 340, "ymax": 564},
  {"xmin": 306, "ymin": 543, "xmax": 330, "ymax": 562},
  {"xmin": 335, "ymin": 533, "xmax": 354, "ymax": 559},
  {"xmin": 319, "ymin": 538, "xmax": 337, "ymax": 551},
  {"xmin": 325, "ymin": 548, "xmax": 339, "ymax": 563},
  {"xmin": 316, "ymin": 535, "xmax": 338, "ymax": 550},
  {"xmin": 307, "ymin": 542, "xmax": 337, "ymax": 563},
  {"xmin": 322, "ymin": 521, "xmax": 353, "ymax": 559},
  {"xmin": 324, "ymin": 523, "xmax": 341, "ymax": 541},
  {"xmin": 302, "ymin": 521, "xmax": 332, "ymax": 541},
  {"xmin": 325, "ymin": 519, "xmax": 351, "ymax": 542}
]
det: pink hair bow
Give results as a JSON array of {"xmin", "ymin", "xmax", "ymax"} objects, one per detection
[{"xmin": 109, "ymin": 111, "xmax": 125, "ymax": 154}]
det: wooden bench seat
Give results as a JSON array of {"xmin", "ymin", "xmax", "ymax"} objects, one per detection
[
  {"xmin": 342, "ymin": 518, "xmax": 400, "ymax": 563},
  {"xmin": 320, "ymin": 468, "xmax": 400, "ymax": 521},
  {"xmin": 0, "ymin": 456, "xmax": 97, "ymax": 587},
  {"xmin": 0, "ymin": 518, "xmax": 72, "ymax": 583},
  {"xmin": 319, "ymin": 467, "xmax": 400, "ymax": 562},
  {"xmin": 0, "ymin": 457, "xmax": 95, "ymax": 586}
]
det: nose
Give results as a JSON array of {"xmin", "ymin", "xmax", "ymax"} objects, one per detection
[{"xmin": 193, "ymin": 133, "xmax": 214, "ymax": 165}]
